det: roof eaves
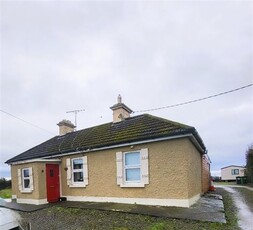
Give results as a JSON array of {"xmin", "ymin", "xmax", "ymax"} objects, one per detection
[
  {"xmin": 221, "ymin": 165, "xmax": 245, "ymax": 169},
  {"xmin": 44, "ymin": 132, "xmax": 196, "ymax": 159}
]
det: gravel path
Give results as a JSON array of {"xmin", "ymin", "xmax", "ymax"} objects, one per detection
[
  {"xmin": 19, "ymin": 207, "xmax": 161, "ymax": 230},
  {"xmin": 17, "ymin": 188, "xmax": 240, "ymax": 230}
]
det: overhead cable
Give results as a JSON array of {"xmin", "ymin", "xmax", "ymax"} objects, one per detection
[
  {"xmin": 0, "ymin": 109, "xmax": 55, "ymax": 135},
  {"xmin": 134, "ymin": 83, "xmax": 253, "ymax": 113}
]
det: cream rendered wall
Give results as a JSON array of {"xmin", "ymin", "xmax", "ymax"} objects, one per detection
[
  {"xmin": 185, "ymin": 139, "xmax": 202, "ymax": 198},
  {"xmin": 10, "ymin": 137, "xmax": 203, "ymax": 205},
  {"xmin": 61, "ymin": 138, "xmax": 202, "ymax": 200},
  {"xmin": 11, "ymin": 163, "xmax": 47, "ymax": 200}
]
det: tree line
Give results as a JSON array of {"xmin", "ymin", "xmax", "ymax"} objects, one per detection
[
  {"xmin": 0, "ymin": 178, "xmax": 11, "ymax": 190},
  {"xmin": 246, "ymin": 144, "xmax": 253, "ymax": 183}
]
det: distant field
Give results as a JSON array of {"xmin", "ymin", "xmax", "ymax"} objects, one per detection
[
  {"xmin": 0, "ymin": 188, "xmax": 12, "ymax": 198},
  {"xmin": 214, "ymin": 181, "xmax": 237, "ymax": 185}
]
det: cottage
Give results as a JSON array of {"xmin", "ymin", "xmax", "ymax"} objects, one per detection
[
  {"xmin": 221, "ymin": 165, "xmax": 245, "ymax": 181},
  {"xmin": 6, "ymin": 96, "xmax": 210, "ymax": 207}
]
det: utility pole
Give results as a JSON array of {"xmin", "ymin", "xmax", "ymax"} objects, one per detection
[{"xmin": 66, "ymin": 109, "xmax": 85, "ymax": 130}]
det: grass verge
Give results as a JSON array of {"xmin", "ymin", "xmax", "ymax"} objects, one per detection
[
  {"xmin": 232, "ymin": 187, "xmax": 253, "ymax": 213},
  {"xmin": 0, "ymin": 188, "xmax": 12, "ymax": 199}
]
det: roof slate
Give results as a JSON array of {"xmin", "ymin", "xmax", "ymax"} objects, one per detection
[{"xmin": 5, "ymin": 114, "xmax": 206, "ymax": 164}]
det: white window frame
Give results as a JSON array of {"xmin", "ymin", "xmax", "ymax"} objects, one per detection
[
  {"xmin": 66, "ymin": 156, "xmax": 88, "ymax": 187},
  {"xmin": 18, "ymin": 167, "xmax": 34, "ymax": 193},
  {"xmin": 22, "ymin": 168, "xmax": 31, "ymax": 190},
  {"xmin": 72, "ymin": 157, "xmax": 84, "ymax": 184},
  {"xmin": 123, "ymin": 151, "xmax": 141, "ymax": 184},
  {"xmin": 231, "ymin": 169, "xmax": 239, "ymax": 175},
  {"xmin": 116, "ymin": 148, "xmax": 149, "ymax": 188}
]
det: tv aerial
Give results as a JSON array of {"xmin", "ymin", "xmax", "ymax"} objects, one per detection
[{"xmin": 66, "ymin": 109, "xmax": 85, "ymax": 130}]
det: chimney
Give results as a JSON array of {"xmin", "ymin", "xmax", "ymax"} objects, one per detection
[
  {"xmin": 57, "ymin": 120, "xmax": 76, "ymax": 135},
  {"xmin": 110, "ymin": 95, "xmax": 133, "ymax": 123}
]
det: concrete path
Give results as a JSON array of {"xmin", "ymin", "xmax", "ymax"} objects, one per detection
[
  {"xmin": 0, "ymin": 206, "xmax": 21, "ymax": 230},
  {"xmin": 217, "ymin": 185, "xmax": 253, "ymax": 230},
  {"xmin": 0, "ymin": 198, "xmax": 49, "ymax": 212},
  {"xmin": 55, "ymin": 193, "xmax": 226, "ymax": 223},
  {"xmin": 0, "ymin": 193, "xmax": 226, "ymax": 223},
  {"xmin": 225, "ymin": 184, "xmax": 253, "ymax": 191}
]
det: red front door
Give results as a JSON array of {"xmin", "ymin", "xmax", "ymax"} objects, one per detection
[{"xmin": 46, "ymin": 164, "xmax": 60, "ymax": 203}]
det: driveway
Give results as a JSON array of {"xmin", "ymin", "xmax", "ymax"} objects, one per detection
[
  {"xmin": 0, "ymin": 206, "xmax": 21, "ymax": 230},
  {"xmin": 217, "ymin": 185, "xmax": 253, "ymax": 230}
]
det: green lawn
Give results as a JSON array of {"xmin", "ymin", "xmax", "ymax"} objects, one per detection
[
  {"xmin": 214, "ymin": 181, "xmax": 237, "ymax": 186},
  {"xmin": 0, "ymin": 188, "xmax": 12, "ymax": 199}
]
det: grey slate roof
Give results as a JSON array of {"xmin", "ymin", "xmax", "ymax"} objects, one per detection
[{"xmin": 5, "ymin": 114, "xmax": 206, "ymax": 164}]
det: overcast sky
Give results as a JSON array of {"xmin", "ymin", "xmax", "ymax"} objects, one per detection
[{"xmin": 1, "ymin": 0, "xmax": 252, "ymax": 178}]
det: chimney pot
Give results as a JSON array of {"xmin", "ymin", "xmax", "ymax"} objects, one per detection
[{"xmin": 117, "ymin": 94, "xmax": 122, "ymax": 104}]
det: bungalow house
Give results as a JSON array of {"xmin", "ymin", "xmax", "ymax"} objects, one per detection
[
  {"xmin": 221, "ymin": 165, "xmax": 245, "ymax": 181},
  {"xmin": 5, "ymin": 96, "xmax": 210, "ymax": 207}
]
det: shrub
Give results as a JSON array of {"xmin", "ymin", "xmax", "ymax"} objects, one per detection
[{"xmin": 0, "ymin": 178, "xmax": 11, "ymax": 190}]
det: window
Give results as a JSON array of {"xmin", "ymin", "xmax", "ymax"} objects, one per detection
[
  {"xmin": 231, "ymin": 169, "xmax": 239, "ymax": 175},
  {"xmin": 50, "ymin": 169, "xmax": 54, "ymax": 177},
  {"xmin": 22, "ymin": 168, "xmax": 30, "ymax": 189},
  {"xmin": 116, "ymin": 148, "xmax": 149, "ymax": 187},
  {"xmin": 124, "ymin": 152, "xmax": 141, "ymax": 182},
  {"xmin": 72, "ymin": 158, "xmax": 84, "ymax": 183},
  {"xmin": 17, "ymin": 167, "xmax": 34, "ymax": 193},
  {"xmin": 66, "ymin": 156, "xmax": 88, "ymax": 187}
]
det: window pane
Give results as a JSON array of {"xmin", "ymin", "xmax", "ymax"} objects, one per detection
[
  {"xmin": 23, "ymin": 169, "xmax": 29, "ymax": 178},
  {"xmin": 125, "ymin": 152, "xmax": 140, "ymax": 166},
  {"xmin": 126, "ymin": 168, "xmax": 140, "ymax": 181},
  {"xmin": 73, "ymin": 172, "xmax": 83, "ymax": 182},
  {"xmin": 73, "ymin": 159, "xmax": 83, "ymax": 169},
  {"xmin": 232, "ymin": 169, "xmax": 239, "ymax": 175},
  {"xmin": 24, "ymin": 179, "xmax": 30, "ymax": 188}
]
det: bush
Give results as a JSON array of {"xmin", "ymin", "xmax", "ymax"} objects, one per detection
[{"xmin": 0, "ymin": 178, "xmax": 11, "ymax": 190}]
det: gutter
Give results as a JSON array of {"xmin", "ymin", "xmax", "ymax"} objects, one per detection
[
  {"xmin": 9, "ymin": 133, "xmax": 206, "ymax": 164},
  {"xmin": 48, "ymin": 134, "xmax": 197, "ymax": 158},
  {"xmin": 188, "ymin": 135, "xmax": 207, "ymax": 154},
  {"xmin": 10, "ymin": 158, "xmax": 61, "ymax": 166}
]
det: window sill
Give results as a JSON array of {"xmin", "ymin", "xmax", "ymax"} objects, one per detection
[
  {"xmin": 120, "ymin": 183, "xmax": 145, "ymax": 188},
  {"xmin": 69, "ymin": 183, "xmax": 87, "ymax": 188},
  {"xmin": 20, "ymin": 190, "xmax": 33, "ymax": 193}
]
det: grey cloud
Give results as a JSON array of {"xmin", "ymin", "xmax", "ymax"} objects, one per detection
[{"xmin": 1, "ymin": 1, "xmax": 252, "ymax": 177}]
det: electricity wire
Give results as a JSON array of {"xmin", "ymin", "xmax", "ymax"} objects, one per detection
[
  {"xmin": 0, "ymin": 109, "xmax": 55, "ymax": 135},
  {"xmin": 1, "ymin": 84, "xmax": 252, "ymax": 131},
  {"xmin": 133, "ymin": 83, "xmax": 253, "ymax": 113}
]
